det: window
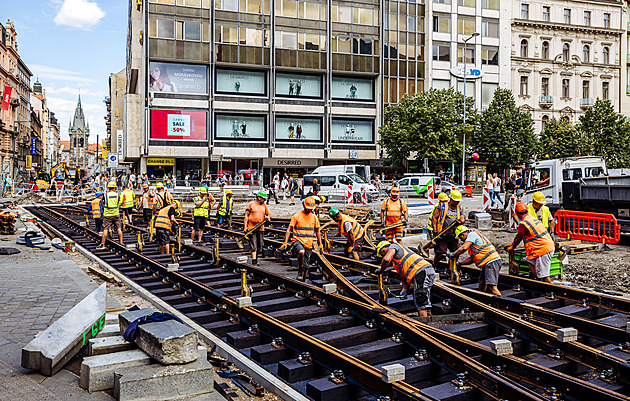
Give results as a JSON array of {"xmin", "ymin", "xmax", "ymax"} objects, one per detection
[
  {"xmin": 541, "ymin": 115, "xmax": 549, "ymax": 131},
  {"xmin": 482, "ymin": 83, "xmax": 498, "ymax": 108},
  {"xmin": 434, "ymin": 0, "xmax": 451, "ymax": 4},
  {"xmin": 602, "ymin": 81, "xmax": 609, "ymax": 99},
  {"xmin": 562, "ymin": 78, "xmax": 570, "ymax": 97},
  {"xmin": 482, "ymin": 47, "xmax": 499, "ymax": 65},
  {"xmin": 177, "ymin": 21, "xmax": 200, "ymax": 40},
  {"xmin": 458, "ymin": 0, "xmax": 475, "ymax": 7},
  {"xmin": 240, "ymin": 27, "xmax": 263, "ymax": 45},
  {"xmin": 408, "ymin": 16, "xmax": 416, "ymax": 32},
  {"xmin": 482, "ymin": 19, "xmax": 499, "ymax": 38},
  {"xmin": 521, "ymin": 4, "xmax": 529, "ymax": 19},
  {"xmin": 582, "ymin": 45, "xmax": 590, "ymax": 62},
  {"xmin": 541, "ymin": 77, "xmax": 549, "ymax": 96},
  {"xmin": 603, "ymin": 13, "xmax": 610, "ymax": 28},
  {"xmin": 520, "ymin": 39, "xmax": 528, "ymax": 57},
  {"xmin": 520, "ymin": 76, "xmax": 528, "ymax": 96},
  {"xmin": 584, "ymin": 11, "xmax": 591, "ymax": 26},
  {"xmin": 603, "ymin": 46, "xmax": 609, "ymax": 64},
  {"xmin": 457, "ymin": 46, "xmax": 475, "ymax": 63},
  {"xmin": 300, "ymin": 2, "xmax": 320, "ymax": 19},
  {"xmin": 582, "ymin": 80, "xmax": 589, "ymax": 99},
  {"xmin": 563, "ymin": 9, "xmax": 571, "ymax": 24},
  {"xmin": 433, "ymin": 15, "xmax": 451, "ymax": 33},
  {"xmin": 354, "ymin": 7, "xmax": 374, "ymax": 25},
  {"xmin": 562, "ymin": 168, "xmax": 582, "ymax": 181},
  {"xmin": 433, "ymin": 43, "xmax": 451, "ymax": 61},
  {"xmin": 541, "ymin": 41, "xmax": 549, "ymax": 59},
  {"xmin": 562, "ymin": 43, "xmax": 569, "ymax": 61},
  {"xmin": 457, "ymin": 81, "xmax": 475, "ymax": 98},
  {"xmin": 276, "ymin": 31, "xmax": 297, "ymax": 49},
  {"xmin": 458, "ymin": 16, "xmax": 475, "ymax": 35},
  {"xmin": 333, "ymin": 5, "xmax": 351, "ymax": 22},
  {"xmin": 432, "ymin": 79, "xmax": 451, "ymax": 89},
  {"xmin": 531, "ymin": 168, "xmax": 551, "ymax": 188},
  {"xmin": 542, "ymin": 6, "xmax": 549, "ymax": 22},
  {"xmin": 156, "ymin": 19, "xmax": 175, "ymax": 38},
  {"xmin": 482, "ymin": 0, "xmax": 499, "ymax": 10}
]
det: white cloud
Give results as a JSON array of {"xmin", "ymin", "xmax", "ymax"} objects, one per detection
[
  {"xmin": 47, "ymin": 86, "xmax": 107, "ymax": 98},
  {"xmin": 53, "ymin": 0, "xmax": 105, "ymax": 30},
  {"xmin": 30, "ymin": 64, "xmax": 96, "ymax": 84}
]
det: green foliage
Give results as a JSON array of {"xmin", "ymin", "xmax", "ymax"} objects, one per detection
[
  {"xmin": 538, "ymin": 118, "xmax": 586, "ymax": 159},
  {"xmin": 378, "ymin": 88, "xmax": 479, "ymax": 170},
  {"xmin": 578, "ymin": 99, "xmax": 630, "ymax": 168},
  {"xmin": 474, "ymin": 88, "xmax": 536, "ymax": 170}
]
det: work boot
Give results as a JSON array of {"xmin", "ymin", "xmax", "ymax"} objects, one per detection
[
  {"xmin": 96, "ymin": 244, "xmax": 106, "ymax": 250},
  {"xmin": 297, "ymin": 268, "xmax": 306, "ymax": 282}
]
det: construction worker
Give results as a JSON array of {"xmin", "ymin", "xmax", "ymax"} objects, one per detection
[
  {"xmin": 427, "ymin": 192, "xmax": 449, "ymax": 238},
  {"xmin": 448, "ymin": 225, "xmax": 502, "ymax": 296},
  {"xmin": 329, "ymin": 208, "xmax": 364, "ymax": 261},
  {"xmin": 98, "ymin": 182, "xmax": 123, "ymax": 249},
  {"xmin": 380, "ymin": 187, "xmax": 408, "ymax": 243},
  {"xmin": 280, "ymin": 196, "xmax": 323, "ymax": 281},
  {"xmin": 154, "ymin": 200, "xmax": 181, "ymax": 255},
  {"xmin": 375, "ymin": 241, "xmax": 435, "ymax": 318},
  {"xmin": 431, "ymin": 189, "xmax": 466, "ymax": 266},
  {"xmin": 529, "ymin": 191, "xmax": 555, "ymax": 236},
  {"xmin": 121, "ymin": 185, "xmax": 135, "ymax": 225},
  {"xmin": 89, "ymin": 191, "xmax": 104, "ymax": 233},
  {"xmin": 192, "ymin": 186, "xmax": 216, "ymax": 244},
  {"xmin": 153, "ymin": 182, "xmax": 174, "ymax": 213},
  {"xmin": 217, "ymin": 189, "xmax": 233, "ymax": 228},
  {"xmin": 244, "ymin": 190, "xmax": 271, "ymax": 266},
  {"xmin": 140, "ymin": 183, "xmax": 155, "ymax": 229},
  {"xmin": 506, "ymin": 202, "xmax": 555, "ymax": 283}
]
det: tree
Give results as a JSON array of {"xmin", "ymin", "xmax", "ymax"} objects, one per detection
[
  {"xmin": 378, "ymin": 88, "xmax": 479, "ymax": 170},
  {"xmin": 578, "ymin": 99, "xmax": 630, "ymax": 168},
  {"xmin": 473, "ymin": 88, "xmax": 537, "ymax": 170},
  {"xmin": 538, "ymin": 117, "xmax": 587, "ymax": 159}
]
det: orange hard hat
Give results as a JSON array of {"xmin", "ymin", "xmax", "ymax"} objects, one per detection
[
  {"xmin": 304, "ymin": 197, "xmax": 316, "ymax": 210},
  {"xmin": 515, "ymin": 202, "xmax": 528, "ymax": 213},
  {"xmin": 391, "ymin": 187, "xmax": 400, "ymax": 195},
  {"xmin": 142, "ymin": 183, "xmax": 149, "ymax": 189}
]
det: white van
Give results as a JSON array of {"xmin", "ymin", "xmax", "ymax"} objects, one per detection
[
  {"xmin": 395, "ymin": 175, "xmax": 441, "ymax": 197},
  {"xmin": 311, "ymin": 165, "xmax": 371, "ymax": 182},
  {"xmin": 303, "ymin": 173, "xmax": 379, "ymax": 202}
]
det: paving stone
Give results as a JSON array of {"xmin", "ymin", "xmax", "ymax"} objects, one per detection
[
  {"xmin": 88, "ymin": 336, "xmax": 137, "ymax": 356},
  {"xmin": 79, "ymin": 349, "xmax": 152, "ymax": 392},
  {"xmin": 135, "ymin": 320, "xmax": 199, "ymax": 364},
  {"xmin": 118, "ymin": 308, "xmax": 155, "ymax": 334}
]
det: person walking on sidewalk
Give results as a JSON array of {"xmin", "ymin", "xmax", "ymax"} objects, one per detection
[
  {"xmin": 244, "ymin": 190, "xmax": 271, "ymax": 266},
  {"xmin": 329, "ymin": 208, "xmax": 364, "ymax": 261},
  {"xmin": 280, "ymin": 197, "xmax": 323, "ymax": 282},
  {"xmin": 98, "ymin": 182, "xmax": 124, "ymax": 249},
  {"xmin": 217, "ymin": 189, "xmax": 233, "ymax": 228},
  {"xmin": 493, "ymin": 173, "xmax": 503, "ymax": 207},
  {"xmin": 192, "ymin": 186, "xmax": 215, "ymax": 244},
  {"xmin": 89, "ymin": 191, "xmax": 104, "ymax": 233},
  {"xmin": 485, "ymin": 174, "xmax": 495, "ymax": 208},
  {"xmin": 154, "ymin": 201, "xmax": 181, "ymax": 255},
  {"xmin": 380, "ymin": 187, "xmax": 408, "ymax": 243}
]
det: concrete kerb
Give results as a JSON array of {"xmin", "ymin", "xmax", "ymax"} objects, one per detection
[{"xmin": 58, "ymin": 227, "xmax": 308, "ymax": 401}]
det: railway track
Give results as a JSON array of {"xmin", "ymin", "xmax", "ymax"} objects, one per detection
[{"xmin": 28, "ymin": 204, "xmax": 630, "ymax": 401}]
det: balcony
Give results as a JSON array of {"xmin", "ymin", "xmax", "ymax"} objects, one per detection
[
  {"xmin": 580, "ymin": 97, "xmax": 594, "ymax": 109},
  {"xmin": 539, "ymin": 95, "xmax": 553, "ymax": 108}
]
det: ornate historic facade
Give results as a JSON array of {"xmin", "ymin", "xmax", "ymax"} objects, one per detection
[{"xmin": 68, "ymin": 95, "xmax": 90, "ymax": 170}]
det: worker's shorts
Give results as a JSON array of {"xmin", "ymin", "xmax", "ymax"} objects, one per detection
[
  {"xmin": 479, "ymin": 259, "xmax": 502, "ymax": 286},
  {"xmin": 526, "ymin": 250, "xmax": 553, "ymax": 279},
  {"xmin": 217, "ymin": 214, "xmax": 230, "ymax": 226},
  {"xmin": 249, "ymin": 231, "xmax": 264, "ymax": 254},
  {"xmin": 384, "ymin": 226, "xmax": 403, "ymax": 242},
  {"xmin": 345, "ymin": 236, "xmax": 364, "ymax": 255},
  {"xmin": 103, "ymin": 215, "xmax": 121, "ymax": 231},
  {"xmin": 193, "ymin": 216, "xmax": 207, "ymax": 230},
  {"xmin": 155, "ymin": 228, "xmax": 171, "ymax": 246},
  {"xmin": 290, "ymin": 241, "xmax": 313, "ymax": 258},
  {"xmin": 122, "ymin": 207, "xmax": 133, "ymax": 216},
  {"xmin": 412, "ymin": 267, "xmax": 436, "ymax": 310},
  {"xmin": 143, "ymin": 208, "xmax": 152, "ymax": 223},
  {"xmin": 434, "ymin": 235, "xmax": 459, "ymax": 260}
]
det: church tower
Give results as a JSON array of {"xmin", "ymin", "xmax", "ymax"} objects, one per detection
[{"xmin": 68, "ymin": 95, "xmax": 90, "ymax": 169}]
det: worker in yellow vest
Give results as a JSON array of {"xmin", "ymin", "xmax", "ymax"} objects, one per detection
[
  {"xmin": 431, "ymin": 190, "xmax": 466, "ymax": 266},
  {"xmin": 192, "ymin": 186, "xmax": 216, "ymax": 244},
  {"xmin": 154, "ymin": 200, "xmax": 181, "ymax": 255},
  {"xmin": 375, "ymin": 241, "xmax": 435, "ymax": 317},
  {"xmin": 329, "ymin": 208, "xmax": 364, "ymax": 261},
  {"xmin": 140, "ymin": 183, "xmax": 155, "ymax": 230},
  {"xmin": 427, "ymin": 192, "xmax": 449, "ymax": 238},
  {"xmin": 153, "ymin": 182, "xmax": 174, "ymax": 213},
  {"xmin": 89, "ymin": 191, "xmax": 104, "ymax": 233},
  {"xmin": 217, "ymin": 189, "xmax": 233, "ymax": 228},
  {"xmin": 528, "ymin": 191, "xmax": 555, "ymax": 236},
  {"xmin": 121, "ymin": 185, "xmax": 135, "ymax": 225},
  {"xmin": 98, "ymin": 182, "xmax": 123, "ymax": 249}
]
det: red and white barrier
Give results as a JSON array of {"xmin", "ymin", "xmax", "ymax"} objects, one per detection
[
  {"xmin": 56, "ymin": 186, "xmax": 63, "ymax": 202},
  {"xmin": 482, "ymin": 187, "xmax": 491, "ymax": 211},
  {"xmin": 427, "ymin": 184, "xmax": 435, "ymax": 206},
  {"xmin": 508, "ymin": 194, "xmax": 518, "ymax": 229},
  {"xmin": 346, "ymin": 184, "xmax": 354, "ymax": 204},
  {"xmin": 360, "ymin": 187, "xmax": 369, "ymax": 205}
]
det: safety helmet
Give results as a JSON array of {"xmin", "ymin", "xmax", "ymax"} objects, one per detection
[
  {"xmin": 313, "ymin": 178, "xmax": 318, "ymax": 183},
  {"xmin": 515, "ymin": 202, "xmax": 528, "ymax": 213},
  {"xmin": 303, "ymin": 197, "xmax": 316, "ymax": 210},
  {"xmin": 390, "ymin": 187, "xmax": 400, "ymax": 196},
  {"xmin": 142, "ymin": 183, "xmax": 149, "ymax": 189},
  {"xmin": 95, "ymin": 191, "xmax": 103, "ymax": 197},
  {"xmin": 156, "ymin": 182, "xmax": 164, "ymax": 189},
  {"xmin": 257, "ymin": 190, "xmax": 268, "ymax": 199},
  {"xmin": 438, "ymin": 192, "xmax": 449, "ymax": 202},
  {"xmin": 107, "ymin": 181, "xmax": 116, "ymax": 189},
  {"xmin": 450, "ymin": 190, "xmax": 462, "ymax": 201},
  {"xmin": 329, "ymin": 208, "xmax": 340, "ymax": 218},
  {"xmin": 173, "ymin": 200, "xmax": 183, "ymax": 217},
  {"xmin": 532, "ymin": 191, "xmax": 546, "ymax": 204},
  {"xmin": 200, "ymin": 187, "xmax": 207, "ymax": 193},
  {"xmin": 319, "ymin": 195, "xmax": 327, "ymax": 203},
  {"xmin": 376, "ymin": 240, "xmax": 391, "ymax": 257},
  {"xmin": 225, "ymin": 189, "xmax": 232, "ymax": 195},
  {"xmin": 455, "ymin": 225, "xmax": 470, "ymax": 238}
]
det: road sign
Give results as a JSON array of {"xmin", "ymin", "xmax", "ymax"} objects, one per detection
[
  {"xmin": 108, "ymin": 153, "xmax": 119, "ymax": 168},
  {"xmin": 210, "ymin": 154, "xmax": 222, "ymax": 162}
]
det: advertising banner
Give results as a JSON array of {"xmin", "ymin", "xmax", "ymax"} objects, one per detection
[
  {"xmin": 331, "ymin": 119, "xmax": 374, "ymax": 143},
  {"xmin": 150, "ymin": 110, "xmax": 207, "ymax": 141},
  {"xmin": 149, "ymin": 62, "xmax": 207, "ymax": 94},
  {"xmin": 331, "ymin": 76, "xmax": 374, "ymax": 101},
  {"xmin": 275, "ymin": 73, "xmax": 322, "ymax": 98},
  {"xmin": 215, "ymin": 115, "xmax": 266, "ymax": 140},
  {"xmin": 275, "ymin": 117, "xmax": 322, "ymax": 142},
  {"xmin": 30, "ymin": 138, "xmax": 37, "ymax": 154},
  {"xmin": 215, "ymin": 69, "xmax": 266, "ymax": 95},
  {"xmin": 1, "ymin": 86, "xmax": 12, "ymax": 111}
]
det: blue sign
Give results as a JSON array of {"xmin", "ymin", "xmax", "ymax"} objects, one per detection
[{"xmin": 30, "ymin": 138, "xmax": 37, "ymax": 155}]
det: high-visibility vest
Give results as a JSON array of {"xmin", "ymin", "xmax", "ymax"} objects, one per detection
[
  {"xmin": 435, "ymin": 203, "xmax": 462, "ymax": 232},
  {"xmin": 291, "ymin": 211, "xmax": 319, "ymax": 248},
  {"xmin": 154, "ymin": 206, "xmax": 173, "ymax": 230},
  {"xmin": 382, "ymin": 198, "xmax": 405, "ymax": 225},
  {"xmin": 338, "ymin": 214, "xmax": 364, "ymax": 242},
  {"xmin": 218, "ymin": 195, "xmax": 233, "ymax": 216},
  {"xmin": 103, "ymin": 192, "xmax": 120, "ymax": 217},
  {"xmin": 90, "ymin": 198, "xmax": 102, "ymax": 219},
  {"xmin": 391, "ymin": 244, "xmax": 432, "ymax": 285},
  {"xmin": 467, "ymin": 232, "xmax": 501, "ymax": 268},
  {"xmin": 122, "ymin": 189, "xmax": 135, "ymax": 208},
  {"xmin": 427, "ymin": 201, "xmax": 447, "ymax": 232},
  {"xmin": 520, "ymin": 214, "xmax": 555, "ymax": 258},
  {"xmin": 193, "ymin": 196, "xmax": 211, "ymax": 218},
  {"xmin": 155, "ymin": 191, "xmax": 173, "ymax": 210},
  {"xmin": 142, "ymin": 191, "xmax": 155, "ymax": 209},
  {"xmin": 528, "ymin": 204, "xmax": 551, "ymax": 228}
]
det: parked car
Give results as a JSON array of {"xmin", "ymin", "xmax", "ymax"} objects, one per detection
[
  {"xmin": 439, "ymin": 181, "xmax": 466, "ymax": 196},
  {"xmin": 390, "ymin": 176, "xmax": 441, "ymax": 197}
]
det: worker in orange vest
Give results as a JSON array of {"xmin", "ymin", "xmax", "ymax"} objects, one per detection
[
  {"xmin": 140, "ymin": 183, "xmax": 155, "ymax": 230},
  {"xmin": 329, "ymin": 208, "xmax": 364, "ymax": 261},
  {"xmin": 506, "ymin": 202, "xmax": 555, "ymax": 283},
  {"xmin": 89, "ymin": 191, "xmax": 104, "ymax": 233},
  {"xmin": 153, "ymin": 200, "xmax": 181, "ymax": 255},
  {"xmin": 431, "ymin": 190, "xmax": 466, "ymax": 266},
  {"xmin": 380, "ymin": 187, "xmax": 408, "ymax": 243}
]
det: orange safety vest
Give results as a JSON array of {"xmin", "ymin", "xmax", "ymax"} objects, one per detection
[
  {"xmin": 91, "ymin": 198, "xmax": 102, "ymax": 219},
  {"xmin": 382, "ymin": 198, "xmax": 405, "ymax": 225},
  {"xmin": 338, "ymin": 214, "xmax": 364, "ymax": 242},
  {"xmin": 391, "ymin": 244, "xmax": 432, "ymax": 285},
  {"xmin": 154, "ymin": 206, "xmax": 173, "ymax": 230},
  {"xmin": 291, "ymin": 211, "xmax": 319, "ymax": 248},
  {"xmin": 142, "ymin": 191, "xmax": 155, "ymax": 209},
  {"xmin": 467, "ymin": 232, "xmax": 500, "ymax": 268},
  {"xmin": 435, "ymin": 203, "xmax": 462, "ymax": 232},
  {"xmin": 520, "ymin": 214, "xmax": 555, "ymax": 259}
]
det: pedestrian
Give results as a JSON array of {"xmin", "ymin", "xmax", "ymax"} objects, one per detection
[
  {"xmin": 485, "ymin": 174, "xmax": 495, "ymax": 207},
  {"xmin": 98, "ymin": 181, "xmax": 124, "ymax": 249},
  {"xmin": 185, "ymin": 174, "xmax": 190, "ymax": 187},
  {"xmin": 427, "ymin": 192, "xmax": 449, "ymax": 239},
  {"xmin": 244, "ymin": 190, "xmax": 271, "ymax": 266},
  {"xmin": 493, "ymin": 173, "xmax": 503, "ymax": 206},
  {"xmin": 528, "ymin": 192, "xmax": 555, "ymax": 236},
  {"xmin": 288, "ymin": 176, "xmax": 298, "ymax": 205},
  {"xmin": 89, "ymin": 191, "xmax": 104, "ymax": 233},
  {"xmin": 515, "ymin": 171, "xmax": 525, "ymax": 200},
  {"xmin": 329, "ymin": 208, "xmax": 364, "ymax": 261},
  {"xmin": 504, "ymin": 175, "xmax": 516, "ymax": 210},
  {"xmin": 154, "ymin": 200, "xmax": 181, "ymax": 255},
  {"xmin": 380, "ymin": 187, "xmax": 408, "ymax": 243},
  {"xmin": 281, "ymin": 176, "xmax": 288, "ymax": 200},
  {"xmin": 280, "ymin": 197, "xmax": 323, "ymax": 281},
  {"xmin": 311, "ymin": 178, "xmax": 320, "ymax": 196},
  {"xmin": 430, "ymin": 189, "xmax": 465, "ymax": 266},
  {"xmin": 129, "ymin": 172, "xmax": 136, "ymax": 189},
  {"xmin": 121, "ymin": 185, "xmax": 135, "ymax": 225},
  {"xmin": 140, "ymin": 183, "xmax": 155, "ymax": 230},
  {"xmin": 217, "ymin": 189, "xmax": 233, "ymax": 228},
  {"xmin": 191, "ymin": 186, "xmax": 215, "ymax": 244}
]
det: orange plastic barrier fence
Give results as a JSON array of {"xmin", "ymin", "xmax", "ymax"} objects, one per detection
[{"xmin": 554, "ymin": 210, "xmax": 620, "ymax": 245}]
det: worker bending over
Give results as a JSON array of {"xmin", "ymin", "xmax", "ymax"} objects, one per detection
[
  {"xmin": 329, "ymin": 208, "xmax": 364, "ymax": 261},
  {"xmin": 280, "ymin": 197, "xmax": 323, "ymax": 282},
  {"xmin": 380, "ymin": 187, "xmax": 408, "ymax": 243},
  {"xmin": 154, "ymin": 200, "xmax": 181, "ymax": 255},
  {"xmin": 529, "ymin": 191, "xmax": 555, "ymax": 236},
  {"xmin": 89, "ymin": 191, "xmax": 104, "ymax": 233},
  {"xmin": 431, "ymin": 190, "xmax": 465, "ymax": 265},
  {"xmin": 244, "ymin": 190, "xmax": 271, "ymax": 266},
  {"xmin": 98, "ymin": 182, "xmax": 124, "ymax": 249},
  {"xmin": 192, "ymin": 186, "xmax": 215, "ymax": 244}
]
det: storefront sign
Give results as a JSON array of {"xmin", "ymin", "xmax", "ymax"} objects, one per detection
[
  {"xmin": 117, "ymin": 130, "xmax": 123, "ymax": 154},
  {"xmin": 30, "ymin": 138, "xmax": 37, "ymax": 154},
  {"xmin": 275, "ymin": 73, "xmax": 322, "ymax": 98},
  {"xmin": 215, "ymin": 69, "xmax": 266, "ymax": 95},
  {"xmin": 147, "ymin": 158, "xmax": 175, "ymax": 166},
  {"xmin": 149, "ymin": 62, "xmax": 207, "ymax": 94},
  {"xmin": 331, "ymin": 119, "xmax": 374, "ymax": 143},
  {"xmin": 450, "ymin": 65, "xmax": 484, "ymax": 79},
  {"xmin": 215, "ymin": 114, "xmax": 266, "ymax": 140},
  {"xmin": 331, "ymin": 76, "xmax": 374, "ymax": 101},
  {"xmin": 263, "ymin": 158, "xmax": 319, "ymax": 168},
  {"xmin": 108, "ymin": 153, "xmax": 119, "ymax": 168},
  {"xmin": 150, "ymin": 110, "xmax": 207, "ymax": 141},
  {"xmin": 1, "ymin": 86, "xmax": 12, "ymax": 111},
  {"xmin": 275, "ymin": 117, "xmax": 322, "ymax": 142}
]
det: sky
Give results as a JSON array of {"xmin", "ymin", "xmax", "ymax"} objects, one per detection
[{"xmin": 3, "ymin": 0, "xmax": 128, "ymax": 144}]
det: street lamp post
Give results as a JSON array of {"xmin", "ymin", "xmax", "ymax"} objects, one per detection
[{"xmin": 461, "ymin": 32, "xmax": 479, "ymax": 186}]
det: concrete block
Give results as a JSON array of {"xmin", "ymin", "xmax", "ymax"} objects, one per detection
[
  {"xmin": 96, "ymin": 324, "xmax": 121, "ymax": 338},
  {"xmin": 381, "ymin": 363, "xmax": 405, "ymax": 383},
  {"xmin": 491, "ymin": 346, "xmax": 513, "ymax": 356},
  {"xmin": 322, "ymin": 284, "xmax": 337, "ymax": 294},
  {"xmin": 118, "ymin": 308, "xmax": 155, "ymax": 334},
  {"xmin": 183, "ymin": 239, "xmax": 193, "ymax": 245},
  {"xmin": 489, "ymin": 339, "xmax": 513, "ymax": 350},
  {"xmin": 236, "ymin": 256, "xmax": 248, "ymax": 264},
  {"xmin": 105, "ymin": 313, "xmax": 120, "ymax": 326},
  {"xmin": 114, "ymin": 357, "xmax": 214, "ymax": 401},
  {"xmin": 557, "ymin": 327, "xmax": 578, "ymax": 342},
  {"xmin": 80, "ymin": 221, "xmax": 87, "ymax": 227},
  {"xmin": 166, "ymin": 263, "xmax": 179, "ymax": 272},
  {"xmin": 135, "ymin": 320, "xmax": 198, "ymax": 364},
  {"xmin": 236, "ymin": 296, "xmax": 252, "ymax": 308},
  {"xmin": 125, "ymin": 244, "xmax": 136, "ymax": 250},
  {"xmin": 80, "ymin": 349, "xmax": 152, "ymax": 392},
  {"xmin": 627, "ymin": 322, "xmax": 630, "ymax": 334},
  {"xmin": 88, "ymin": 336, "xmax": 136, "ymax": 356},
  {"xmin": 22, "ymin": 284, "xmax": 107, "ymax": 376}
]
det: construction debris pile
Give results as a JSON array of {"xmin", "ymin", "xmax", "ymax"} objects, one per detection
[
  {"xmin": 9, "ymin": 191, "xmax": 51, "ymax": 206},
  {"xmin": 0, "ymin": 210, "xmax": 17, "ymax": 235}
]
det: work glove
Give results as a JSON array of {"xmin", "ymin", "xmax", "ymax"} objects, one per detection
[
  {"xmin": 374, "ymin": 268, "xmax": 382, "ymax": 275},
  {"xmin": 399, "ymin": 290, "xmax": 407, "ymax": 299},
  {"xmin": 279, "ymin": 242, "xmax": 288, "ymax": 251},
  {"xmin": 504, "ymin": 244, "xmax": 513, "ymax": 252},
  {"xmin": 446, "ymin": 252, "xmax": 456, "ymax": 259}
]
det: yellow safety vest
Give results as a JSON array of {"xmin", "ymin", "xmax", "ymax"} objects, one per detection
[
  {"xmin": 103, "ymin": 192, "xmax": 121, "ymax": 217},
  {"xmin": 193, "ymin": 196, "xmax": 211, "ymax": 218},
  {"xmin": 218, "ymin": 195, "xmax": 233, "ymax": 216},
  {"xmin": 122, "ymin": 189, "xmax": 135, "ymax": 208},
  {"xmin": 528, "ymin": 204, "xmax": 551, "ymax": 228}
]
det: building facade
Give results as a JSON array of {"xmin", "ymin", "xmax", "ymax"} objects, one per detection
[
  {"xmin": 30, "ymin": 80, "xmax": 49, "ymax": 170},
  {"xmin": 67, "ymin": 96, "xmax": 90, "ymax": 171}
]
